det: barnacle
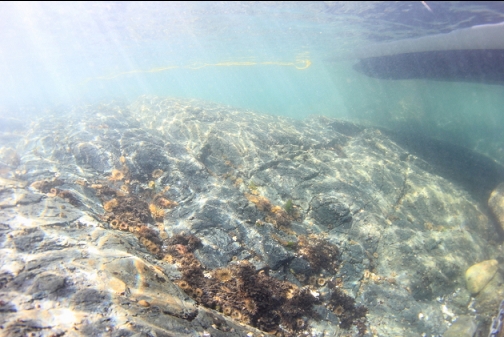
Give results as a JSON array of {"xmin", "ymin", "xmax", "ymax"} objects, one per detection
[
  {"xmin": 119, "ymin": 222, "xmax": 129, "ymax": 231},
  {"xmin": 103, "ymin": 198, "xmax": 119, "ymax": 212},
  {"xmin": 177, "ymin": 280, "xmax": 191, "ymax": 290},
  {"xmin": 296, "ymin": 273, "xmax": 306, "ymax": 282},
  {"xmin": 47, "ymin": 188, "xmax": 58, "ymax": 197},
  {"xmin": 110, "ymin": 219, "xmax": 119, "ymax": 229},
  {"xmin": 152, "ymin": 169, "xmax": 164, "ymax": 179},
  {"xmin": 194, "ymin": 288, "xmax": 203, "ymax": 297},
  {"xmin": 317, "ymin": 277, "xmax": 326, "ymax": 287}
]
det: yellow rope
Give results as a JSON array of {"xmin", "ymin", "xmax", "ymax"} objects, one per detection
[{"xmin": 80, "ymin": 59, "xmax": 311, "ymax": 84}]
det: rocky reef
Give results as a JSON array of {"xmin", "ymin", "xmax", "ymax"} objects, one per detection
[{"xmin": 0, "ymin": 96, "xmax": 502, "ymax": 336}]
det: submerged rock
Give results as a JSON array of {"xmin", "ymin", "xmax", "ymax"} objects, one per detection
[
  {"xmin": 0, "ymin": 96, "xmax": 501, "ymax": 336},
  {"xmin": 489, "ymin": 182, "xmax": 504, "ymax": 232},
  {"xmin": 465, "ymin": 259, "xmax": 498, "ymax": 295},
  {"xmin": 443, "ymin": 315, "xmax": 477, "ymax": 337}
]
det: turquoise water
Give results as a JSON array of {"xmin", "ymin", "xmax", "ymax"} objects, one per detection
[{"xmin": 1, "ymin": 2, "xmax": 504, "ymax": 161}]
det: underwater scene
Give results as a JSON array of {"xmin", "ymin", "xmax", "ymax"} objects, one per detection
[{"xmin": 2, "ymin": 2, "xmax": 504, "ymax": 337}]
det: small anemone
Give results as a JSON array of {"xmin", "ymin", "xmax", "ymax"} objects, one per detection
[
  {"xmin": 109, "ymin": 169, "xmax": 124, "ymax": 181},
  {"xmin": 214, "ymin": 268, "xmax": 233, "ymax": 282},
  {"xmin": 119, "ymin": 222, "xmax": 129, "ymax": 231},
  {"xmin": 223, "ymin": 306, "xmax": 232, "ymax": 316},
  {"xmin": 194, "ymin": 288, "xmax": 203, "ymax": 297},
  {"xmin": 47, "ymin": 188, "xmax": 58, "ymax": 197},
  {"xmin": 148, "ymin": 245, "xmax": 161, "ymax": 255},
  {"xmin": 149, "ymin": 204, "xmax": 165, "ymax": 219},
  {"xmin": 231, "ymin": 309, "xmax": 242, "ymax": 321},
  {"xmin": 157, "ymin": 197, "xmax": 178, "ymax": 208},
  {"xmin": 103, "ymin": 198, "xmax": 119, "ymax": 212},
  {"xmin": 163, "ymin": 254, "xmax": 174, "ymax": 264},
  {"xmin": 244, "ymin": 298, "xmax": 257, "ymax": 314},
  {"xmin": 177, "ymin": 280, "xmax": 191, "ymax": 290},
  {"xmin": 152, "ymin": 169, "xmax": 164, "ymax": 179},
  {"xmin": 334, "ymin": 305, "xmax": 344, "ymax": 315}
]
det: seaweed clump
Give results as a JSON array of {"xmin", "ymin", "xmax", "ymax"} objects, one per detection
[
  {"xmin": 30, "ymin": 178, "xmax": 81, "ymax": 206},
  {"xmin": 102, "ymin": 195, "xmax": 167, "ymax": 255},
  {"xmin": 298, "ymin": 236, "xmax": 340, "ymax": 274}
]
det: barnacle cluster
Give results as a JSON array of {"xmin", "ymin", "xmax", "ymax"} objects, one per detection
[
  {"xmin": 175, "ymin": 259, "xmax": 320, "ymax": 335},
  {"xmin": 30, "ymin": 178, "xmax": 63, "ymax": 193},
  {"xmin": 327, "ymin": 287, "xmax": 368, "ymax": 334},
  {"xmin": 72, "ymin": 152, "xmax": 366, "ymax": 335},
  {"xmin": 140, "ymin": 236, "xmax": 162, "ymax": 255},
  {"xmin": 163, "ymin": 231, "xmax": 367, "ymax": 335},
  {"xmin": 34, "ymin": 183, "xmax": 81, "ymax": 207}
]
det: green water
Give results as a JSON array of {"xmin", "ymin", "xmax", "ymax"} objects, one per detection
[{"xmin": 1, "ymin": 2, "xmax": 504, "ymax": 163}]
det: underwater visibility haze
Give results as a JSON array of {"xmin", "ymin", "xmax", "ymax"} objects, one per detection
[{"xmin": 1, "ymin": 2, "xmax": 504, "ymax": 337}]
